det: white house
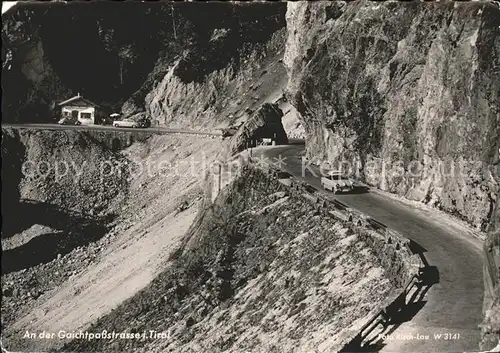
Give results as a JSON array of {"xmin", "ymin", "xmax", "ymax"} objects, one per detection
[{"xmin": 57, "ymin": 93, "xmax": 100, "ymax": 124}]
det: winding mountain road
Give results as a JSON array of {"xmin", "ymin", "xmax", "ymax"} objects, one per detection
[{"xmin": 257, "ymin": 144, "xmax": 484, "ymax": 353}]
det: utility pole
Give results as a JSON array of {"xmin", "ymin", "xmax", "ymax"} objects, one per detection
[{"xmin": 171, "ymin": 6, "xmax": 177, "ymax": 40}]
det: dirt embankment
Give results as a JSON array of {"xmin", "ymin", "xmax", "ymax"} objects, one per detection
[
  {"xmin": 56, "ymin": 164, "xmax": 397, "ymax": 353},
  {"xmin": 1, "ymin": 128, "xmax": 222, "ymax": 352}
]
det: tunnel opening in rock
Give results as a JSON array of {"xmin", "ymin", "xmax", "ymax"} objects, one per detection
[{"xmin": 111, "ymin": 138, "xmax": 122, "ymax": 152}]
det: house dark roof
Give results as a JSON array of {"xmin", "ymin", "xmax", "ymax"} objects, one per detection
[
  {"xmin": 2, "ymin": 2, "xmax": 18, "ymax": 16},
  {"xmin": 58, "ymin": 94, "xmax": 100, "ymax": 108}
]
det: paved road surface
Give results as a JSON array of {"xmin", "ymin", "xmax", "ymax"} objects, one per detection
[
  {"xmin": 1, "ymin": 123, "xmax": 223, "ymax": 136},
  {"xmin": 257, "ymin": 145, "xmax": 484, "ymax": 353}
]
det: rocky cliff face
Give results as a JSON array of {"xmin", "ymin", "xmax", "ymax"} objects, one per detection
[
  {"xmin": 2, "ymin": 6, "xmax": 70, "ymax": 122},
  {"xmin": 2, "ymin": 2, "xmax": 287, "ymax": 125},
  {"xmin": 284, "ymin": 1, "xmax": 500, "ymax": 230}
]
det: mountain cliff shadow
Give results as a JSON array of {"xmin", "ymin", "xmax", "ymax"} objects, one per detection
[
  {"xmin": 1, "ymin": 200, "xmax": 110, "ymax": 274},
  {"xmin": 340, "ymin": 241, "xmax": 439, "ymax": 352}
]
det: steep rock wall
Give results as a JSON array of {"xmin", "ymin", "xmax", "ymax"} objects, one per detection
[
  {"xmin": 143, "ymin": 29, "xmax": 287, "ymax": 128},
  {"xmin": 284, "ymin": 1, "xmax": 500, "ymax": 229}
]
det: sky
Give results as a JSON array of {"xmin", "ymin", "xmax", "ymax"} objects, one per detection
[{"xmin": 2, "ymin": 1, "xmax": 18, "ymax": 14}]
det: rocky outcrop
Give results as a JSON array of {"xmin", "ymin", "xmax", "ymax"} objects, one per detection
[
  {"xmin": 481, "ymin": 228, "xmax": 500, "ymax": 351},
  {"xmin": 489, "ymin": 195, "xmax": 500, "ymax": 233},
  {"xmin": 1, "ymin": 130, "xmax": 26, "ymax": 217},
  {"xmin": 284, "ymin": 1, "xmax": 500, "ymax": 230},
  {"xmin": 226, "ymin": 103, "xmax": 288, "ymax": 156}
]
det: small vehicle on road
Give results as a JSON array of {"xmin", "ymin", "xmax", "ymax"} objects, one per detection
[
  {"xmin": 113, "ymin": 118, "xmax": 140, "ymax": 128},
  {"xmin": 58, "ymin": 117, "xmax": 81, "ymax": 125},
  {"xmin": 321, "ymin": 170, "xmax": 355, "ymax": 194}
]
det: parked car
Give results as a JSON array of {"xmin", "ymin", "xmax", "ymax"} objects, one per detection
[
  {"xmin": 137, "ymin": 118, "xmax": 151, "ymax": 128},
  {"xmin": 58, "ymin": 117, "xmax": 81, "ymax": 125},
  {"xmin": 321, "ymin": 170, "xmax": 355, "ymax": 194},
  {"xmin": 113, "ymin": 118, "xmax": 140, "ymax": 128}
]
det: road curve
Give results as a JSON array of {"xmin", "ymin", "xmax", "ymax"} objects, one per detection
[
  {"xmin": 1, "ymin": 123, "xmax": 223, "ymax": 136},
  {"xmin": 258, "ymin": 144, "xmax": 484, "ymax": 353}
]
